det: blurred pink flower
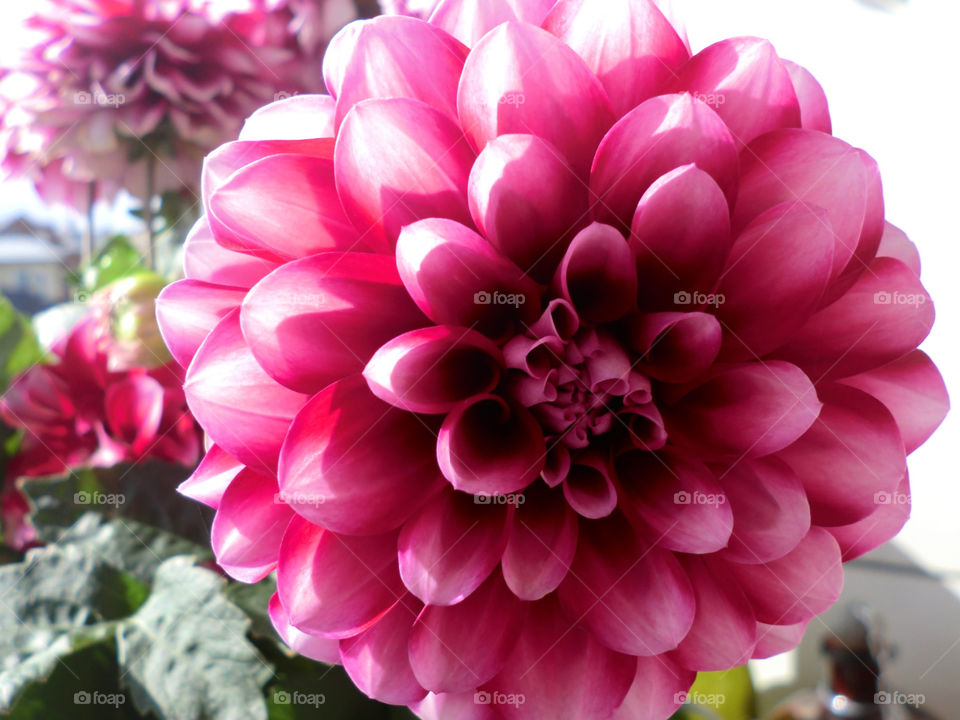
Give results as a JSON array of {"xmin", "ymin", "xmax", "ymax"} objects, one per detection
[
  {"xmin": 159, "ymin": 3, "xmax": 948, "ymax": 718},
  {"xmin": 0, "ymin": 0, "xmax": 360, "ymax": 209}
]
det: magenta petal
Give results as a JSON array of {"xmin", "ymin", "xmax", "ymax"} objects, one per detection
[
  {"xmin": 437, "ymin": 395, "xmax": 546, "ymax": 496},
  {"xmin": 468, "ymin": 134, "xmax": 587, "ymax": 282},
  {"xmin": 242, "ymin": 252, "xmax": 428, "ymax": 394},
  {"xmin": 457, "ymin": 22, "xmax": 615, "ymax": 177},
  {"xmin": 364, "ymin": 326, "xmax": 503, "ymax": 414},
  {"xmin": 429, "ymin": 0, "xmax": 555, "ymax": 47},
  {"xmin": 501, "ymin": 482, "xmax": 577, "ymax": 600},
  {"xmin": 335, "ymin": 97, "xmax": 475, "ymax": 250},
  {"xmin": 775, "ymin": 257, "xmax": 934, "ymax": 380},
  {"xmin": 665, "ymin": 361, "xmax": 822, "ymax": 460},
  {"xmin": 185, "ymin": 310, "xmax": 309, "ymax": 473},
  {"xmin": 630, "ymin": 165, "xmax": 733, "ymax": 309},
  {"xmin": 563, "ymin": 452, "xmax": 619, "ymax": 520},
  {"xmin": 490, "ymin": 595, "xmax": 636, "ymax": 720},
  {"xmin": 210, "ymin": 468, "xmax": 293, "ymax": 583},
  {"xmin": 276, "ymin": 514, "xmax": 405, "ymax": 637},
  {"xmin": 335, "ymin": 16, "xmax": 467, "ymax": 127},
  {"xmin": 278, "ymin": 375, "xmax": 444, "ymax": 535},
  {"xmin": 553, "ymin": 223, "xmax": 636, "ymax": 323},
  {"xmin": 672, "ymin": 37, "xmax": 800, "ymax": 148},
  {"xmin": 412, "ymin": 691, "xmax": 502, "ymax": 720},
  {"xmin": 177, "ymin": 444, "xmax": 243, "ymax": 510},
  {"xmin": 208, "ymin": 153, "xmax": 361, "ymax": 260},
  {"xmin": 182, "ymin": 218, "xmax": 280, "ymax": 290},
  {"xmin": 784, "ymin": 60, "xmax": 831, "ymax": 133},
  {"xmin": 558, "ymin": 513, "xmax": 695, "ymax": 656},
  {"xmin": 777, "ymin": 383, "xmax": 906, "ymax": 527},
  {"xmin": 841, "ymin": 351, "xmax": 948, "ymax": 454},
  {"xmin": 340, "ymin": 599, "xmax": 427, "ymax": 705},
  {"xmin": 827, "ymin": 471, "xmax": 911, "ymax": 562},
  {"xmin": 669, "ymin": 555, "xmax": 757, "ymax": 671},
  {"xmin": 715, "ymin": 202, "xmax": 835, "ymax": 359},
  {"xmin": 156, "ymin": 279, "xmax": 245, "ymax": 369},
  {"xmin": 725, "ymin": 527, "xmax": 843, "ymax": 625},
  {"xmin": 629, "ymin": 311, "xmax": 722, "ymax": 383},
  {"xmin": 876, "ymin": 222, "xmax": 921, "ymax": 276},
  {"xmin": 543, "ymin": 0, "xmax": 689, "ymax": 117},
  {"xmin": 396, "ymin": 218, "xmax": 540, "ymax": 340},
  {"xmin": 239, "ymin": 94, "xmax": 337, "ymax": 141},
  {"xmin": 616, "ymin": 449, "xmax": 733, "ymax": 554},
  {"xmin": 323, "ymin": 20, "xmax": 362, "ymax": 99},
  {"xmin": 716, "ymin": 457, "xmax": 811, "ymax": 564},
  {"xmin": 409, "ymin": 572, "xmax": 527, "ymax": 693},
  {"xmin": 104, "ymin": 375, "xmax": 163, "ymax": 454},
  {"xmin": 268, "ymin": 593, "xmax": 340, "ymax": 664},
  {"xmin": 610, "ymin": 655, "xmax": 696, "ymax": 720},
  {"xmin": 398, "ymin": 487, "xmax": 511, "ymax": 606},
  {"xmin": 753, "ymin": 619, "xmax": 811, "ymax": 660}
]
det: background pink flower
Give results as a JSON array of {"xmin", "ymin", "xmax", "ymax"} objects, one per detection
[{"xmin": 158, "ymin": 2, "xmax": 948, "ymax": 718}]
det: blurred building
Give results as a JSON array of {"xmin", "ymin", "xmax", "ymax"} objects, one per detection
[{"xmin": 0, "ymin": 216, "xmax": 77, "ymax": 313}]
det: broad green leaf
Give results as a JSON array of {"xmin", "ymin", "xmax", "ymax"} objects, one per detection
[
  {"xmin": 689, "ymin": 666, "xmax": 756, "ymax": 720},
  {"xmin": 0, "ymin": 294, "xmax": 44, "ymax": 388},
  {"xmin": 79, "ymin": 236, "xmax": 146, "ymax": 294}
]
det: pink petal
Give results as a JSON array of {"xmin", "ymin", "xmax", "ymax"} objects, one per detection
[
  {"xmin": 437, "ymin": 395, "xmax": 546, "ymax": 496},
  {"xmin": 563, "ymin": 452, "xmax": 619, "ymax": 520},
  {"xmin": 210, "ymin": 468, "xmax": 294, "ymax": 583},
  {"xmin": 664, "ymin": 361, "xmax": 822, "ymax": 460},
  {"xmin": 557, "ymin": 512, "xmax": 695, "ymax": 656},
  {"xmin": 182, "ymin": 218, "xmax": 280, "ymax": 290},
  {"xmin": 630, "ymin": 164, "xmax": 733, "ymax": 310},
  {"xmin": 278, "ymin": 375, "xmax": 444, "ymax": 535},
  {"xmin": 716, "ymin": 457, "xmax": 811, "ymax": 564},
  {"xmin": 553, "ymin": 223, "xmax": 636, "ymax": 323},
  {"xmin": 156, "ymin": 279, "xmax": 245, "ymax": 370},
  {"xmin": 268, "ymin": 593, "xmax": 340, "ymax": 664},
  {"xmin": 335, "ymin": 97, "xmax": 475, "ymax": 251},
  {"xmin": 202, "ymin": 137, "xmax": 335, "ymax": 200},
  {"xmin": 628, "ymin": 311, "xmax": 723, "ymax": 383},
  {"xmin": 783, "ymin": 60, "xmax": 831, "ymax": 133},
  {"xmin": 827, "ymin": 471, "xmax": 911, "ymax": 562},
  {"xmin": 724, "ymin": 527, "xmax": 843, "ymax": 625},
  {"xmin": 412, "ymin": 691, "xmax": 503, "ymax": 720},
  {"xmin": 775, "ymin": 256, "xmax": 934, "ymax": 380},
  {"xmin": 715, "ymin": 202, "xmax": 835, "ymax": 359},
  {"xmin": 840, "ymin": 350, "xmax": 948, "ymax": 454},
  {"xmin": 671, "ymin": 37, "xmax": 800, "ymax": 148},
  {"xmin": 669, "ymin": 555, "xmax": 757, "ymax": 671},
  {"xmin": 185, "ymin": 310, "xmax": 309, "ymax": 473},
  {"xmin": 457, "ymin": 21, "xmax": 615, "ymax": 177},
  {"xmin": 409, "ymin": 572, "xmax": 527, "ymax": 693},
  {"xmin": 543, "ymin": 0, "xmax": 690, "ymax": 117},
  {"xmin": 591, "ymin": 94, "xmax": 739, "ymax": 232},
  {"xmin": 104, "ymin": 375, "xmax": 164, "ymax": 454},
  {"xmin": 616, "ymin": 449, "xmax": 733, "ymax": 554},
  {"xmin": 364, "ymin": 326, "xmax": 503, "ymax": 414},
  {"xmin": 398, "ymin": 486, "xmax": 512, "ymax": 606},
  {"xmin": 340, "ymin": 598, "xmax": 428, "ymax": 705},
  {"xmin": 323, "ymin": 20, "xmax": 363, "ymax": 99},
  {"xmin": 610, "ymin": 656, "xmax": 696, "ymax": 720},
  {"xmin": 777, "ymin": 383, "xmax": 906, "ymax": 526},
  {"xmin": 396, "ymin": 218, "xmax": 539, "ymax": 340},
  {"xmin": 241, "ymin": 252, "xmax": 428, "ymax": 394},
  {"xmin": 876, "ymin": 222, "xmax": 920, "ymax": 276},
  {"xmin": 490, "ymin": 595, "xmax": 636, "ymax": 720},
  {"xmin": 468, "ymin": 133, "xmax": 588, "ymax": 282},
  {"xmin": 239, "ymin": 94, "xmax": 337, "ymax": 141},
  {"xmin": 752, "ymin": 619, "xmax": 811, "ymax": 659},
  {"xmin": 276, "ymin": 514, "xmax": 405, "ymax": 638},
  {"xmin": 208, "ymin": 153, "xmax": 362, "ymax": 260},
  {"xmin": 177, "ymin": 444, "xmax": 243, "ymax": 510},
  {"xmin": 429, "ymin": 0, "xmax": 556, "ymax": 47},
  {"xmin": 501, "ymin": 482, "xmax": 577, "ymax": 600},
  {"xmin": 335, "ymin": 16, "xmax": 468, "ymax": 127}
]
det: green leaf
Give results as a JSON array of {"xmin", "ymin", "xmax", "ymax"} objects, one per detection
[
  {"xmin": 79, "ymin": 236, "xmax": 146, "ymax": 294},
  {"xmin": 117, "ymin": 557, "xmax": 273, "ymax": 720},
  {"xmin": 0, "ymin": 293, "xmax": 45, "ymax": 388}
]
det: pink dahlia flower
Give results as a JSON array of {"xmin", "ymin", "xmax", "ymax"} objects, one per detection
[
  {"xmin": 159, "ymin": 3, "xmax": 948, "ymax": 718},
  {"xmin": 0, "ymin": 0, "xmax": 357, "ymax": 208},
  {"xmin": 1, "ymin": 314, "xmax": 200, "ymax": 478}
]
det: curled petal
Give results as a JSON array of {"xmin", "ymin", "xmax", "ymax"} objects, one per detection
[
  {"xmin": 242, "ymin": 252, "xmax": 428, "ymax": 394},
  {"xmin": 563, "ymin": 452, "xmax": 618, "ymax": 520},
  {"xmin": 628, "ymin": 311, "xmax": 722, "ymax": 383},
  {"xmin": 182, "ymin": 218, "xmax": 280, "ymax": 290},
  {"xmin": 610, "ymin": 655, "xmax": 696, "ymax": 720},
  {"xmin": 429, "ymin": 0, "xmax": 556, "ymax": 47},
  {"xmin": 753, "ymin": 619, "xmax": 811, "ymax": 660},
  {"xmin": 530, "ymin": 298, "xmax": 579, "ymax": 341},
  {"xmin": 783, "ymin": 60, "xmax": 831, "ymax": 133},
  {"xmin": 268, "ymin": 593, "xmax": 340, "ymax": 664},
  {"xmin": 279, "ymin": 375, "xmax": 444, "ymax": 535},
  {"xmin": 364, "ymin": 326, "xmax": 503, "ymax": 414},
  {"xmin": 876, "ymin": 222, "xmax": 920, "ymax": 276},
  {"xmin": 827, "ymin": 471, "xmax": 911, "ymax": 562},
  {"xmin": 553, "ymin": 223, "xmax": 637, "ymax": 323},
  {"xmin": 398, "ymin": 486, "xmax": 512, "ymax": 606},
  {"xmin": 239, "ymin": 94, "xmax": 337, "ymax": 141},
  {"xmin": 437, "ymin": 394, "xmax": 546, "ymax": 496},
  {"xmin": 458, "ymin": 21, "xmax": 615, "ymax": 177},
  {"xmin": 177, "ymin": 444, "xmax": 243, "ymax": 510},
  {"xmin": 202, "ymin": 137, "xmax": 334, "ymax": 200},
  {"xmin": 156, "ymin": 279, "xmax": 245, "ymax": 370}
]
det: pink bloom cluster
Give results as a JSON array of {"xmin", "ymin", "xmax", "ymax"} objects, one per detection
[
  {"xmin": 0, "ymin": 0, "xmax": 357, "ymax": 208},
  {"xmin": 158, "ymin": 2, "xmax": 948, "ymax": 718}
]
